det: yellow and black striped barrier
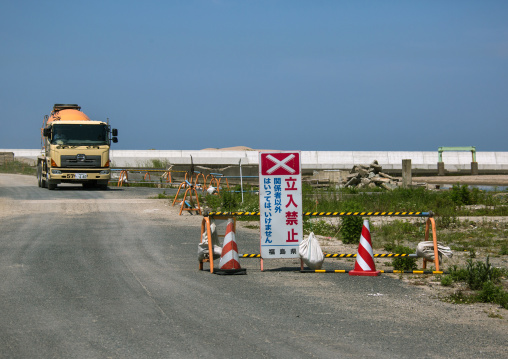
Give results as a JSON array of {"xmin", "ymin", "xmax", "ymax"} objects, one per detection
[
  {"xmin": 301, "ymin": 269, "xmax": 446, "ymax": 274},
  {"xmin": 207, "ymin": 211, "xmax": 432, "ymax": 217},
  {"xmin": 325, "ymin": 253, "xmax": 417, "ymax": 258},
  {"xmin": 240, "ymin": 253, "xmax": 416, "ymax": 258}
]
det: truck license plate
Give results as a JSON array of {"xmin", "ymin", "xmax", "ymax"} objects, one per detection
[{"xmin": 75, "ymin": 173, "xmax": 88, "ymax": 179}]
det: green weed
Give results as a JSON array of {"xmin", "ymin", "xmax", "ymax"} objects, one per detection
[
  {"xmin": 476, "ymin": 281, "xmax": 507, "ymax": 308},
  {"xmin": 464, "ymin": 256, "xmax": 502, "ymax": 290},
  {"xmin": 0, "ymin": 160, "xmax": 37, "ymax": 176},
  {"xmin": 390, "ymin": 245, "xmax": 418, "ymax": 271},
  {"xmin": 303, "ymin": 219, "xmax": 338, "ymax": 238},
  {"xmin": 440, "ymin": 275, "xmax": 453, "ymax": 287},
  {"xmin": 340, "ymin": 204, "xmax": 364, "ymax": 244}
]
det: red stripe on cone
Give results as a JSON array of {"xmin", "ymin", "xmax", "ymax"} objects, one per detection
[{"xmin": 349, "ymin": 219, "xmax": 380, "ymax": 276}]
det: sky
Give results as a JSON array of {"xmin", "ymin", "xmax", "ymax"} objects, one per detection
[{"xmin": 1, "ymin": 1, "xmax": 507, "ymax": 151}]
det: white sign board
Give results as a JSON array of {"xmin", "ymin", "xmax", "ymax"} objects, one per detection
[{"xmin": 259, "ymin": 152, "xmax": 303, "ymax": 259}]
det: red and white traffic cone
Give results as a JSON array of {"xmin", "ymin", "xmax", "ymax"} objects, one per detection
[
  {"xmin": 215, "ymin": 219, "xmax": 246, "ymax": 275},
  {"xmin": 349, "ymin": 219, "xmax": 381, "ymax": 276}
]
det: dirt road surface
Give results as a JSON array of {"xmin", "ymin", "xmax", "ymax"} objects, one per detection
[{"xmin": 0, "ymin": 174, "xmax": 506, "ymax": 358}]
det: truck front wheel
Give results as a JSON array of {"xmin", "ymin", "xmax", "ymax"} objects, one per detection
[
  {"xmin": 41, "ymin": 173, "xmax": 47, "ymax": 188},
  {"xmin": 37, "ymin": 166, "xmax": 42, "ymax": 187},
  {"xmin": 37, "ymin": 163, "xmax": 46, "ymax": 188},
  {"xmin": 47, "ymin": 177, "xmax": 57, "ymax": 190}
]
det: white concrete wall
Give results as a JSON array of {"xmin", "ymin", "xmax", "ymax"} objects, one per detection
[{"xmin": 3, "ymin": 149, "xmax": 508, "ymax": 170}]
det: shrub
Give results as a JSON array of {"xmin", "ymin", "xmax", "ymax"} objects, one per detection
[
  {"xmin": 391, "ymin": 245, "xmax": 418, "ymax": 271},
  {"xmin": 204, "ymin": 186, "xmax": 260, "ymax": 214},
  {"xmin": 449, "ymin": 184, "xmax": 472, "ymax": 206},
  {"xmin": 341, "ymin": 216, "xmax": 363, "ymax": 244},
  {"xmin": 441, "ymin": 275, "xmax": 453, "ymax": 287},
  {"xmin": 448, "ymin": 257, "xmax": 503, "ymax": 291},
  {"xmin": 449, "ymin": 265, "xmax": 469, "ymax": 282},
  {"xmin": 464, "ymin": 256, "xmax": 502, "ymax": 290},
  {"xmin": 476, "ymin": 281, "xmax": 504, "ymax": 304}
]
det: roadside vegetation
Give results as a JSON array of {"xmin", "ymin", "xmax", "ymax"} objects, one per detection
[
  {"xmin": 202, "ymin": 183, "xmax": 508, "ymax": 309},
  {"xmin": 440, "ymin": 257, "xmax": 508, "ymax": 309},
  {"xmin": 0, "ymin": 160, "xmax": 37, "ymax": 176},
  {"xmin": 202, "ymin": 183, "xmax": 508, "ymax": 243}
]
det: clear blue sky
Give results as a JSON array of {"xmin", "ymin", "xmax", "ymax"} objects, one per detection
[{"xmin": 1, "ymin": 1, "xmax": 507, "ymax": 151}]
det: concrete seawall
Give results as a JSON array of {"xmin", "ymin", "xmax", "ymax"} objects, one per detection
[{"xmin": 4, "ymin": 149, "xmax": 508, "ymax": 174}]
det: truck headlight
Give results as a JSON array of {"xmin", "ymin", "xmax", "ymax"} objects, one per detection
[
  {"xmin": 100, "ymin": 170, "xmax": 110, "ymax": 175},
  {"xmin": 51, "ymin": 169, "xmax": 62, "ymax": 174}
]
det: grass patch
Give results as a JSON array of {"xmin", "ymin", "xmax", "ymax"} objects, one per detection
[
  {"xmin": 442, "ymin": 257, "xmax": 508, "ymax": 309},
  {"xmin": 304, "ymin": 185, "xmax": 508, "ymax": 217},
  {"xmin": 390, "ymin": 245, "xmax": 418, "ymax": 271},
  {"xmin": 198, "ymin": 182, "xmax": 508, "ymax": 256},
  {"xmin": 303, "ymin": 219, "xmax": 339, "ymax": 238},
  {"xmin": 148, "ymin": 190, "xmax": 172, "ymax": 199},
  {"xmin": 0, "ymin": 160, "xmax": 37, "ymax": 176},
  {"xmin": 444, "ymin": 283, "xmax": 508, "ymax": 310}
]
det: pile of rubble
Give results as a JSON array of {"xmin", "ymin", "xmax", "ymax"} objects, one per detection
[{"xmin": 343, "ymin": 160, "xmax": 400, "ymax": 190}]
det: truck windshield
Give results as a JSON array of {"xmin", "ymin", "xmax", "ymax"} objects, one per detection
[{"xmin": 51, "ymin": 124, "xmax": 108, "ymax": 146}]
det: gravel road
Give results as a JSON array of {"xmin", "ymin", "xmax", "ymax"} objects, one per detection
[{"xmin": 0, "ymin": 174, "xmax": 506, "ymax": 358}]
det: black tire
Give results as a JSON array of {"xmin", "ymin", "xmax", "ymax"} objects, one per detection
[
  {"xmin": 47, "ymin": 181, "xmax": 57, "ymax": 190},
  {"xmin": 37, "ymin": 166, "xmax": 42, "ymax": 187},
  {"xmin": 82, "ymin": 181, "xmax": 97, "ymax": 189},
  {"xmin": 97, "ymin": 180, "xmax": 109, "ymax": 190}
]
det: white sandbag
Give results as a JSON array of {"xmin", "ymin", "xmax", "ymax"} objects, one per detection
[
  {"xmin": 416, "ymin": 241, "xmax": 453, "ymax": 261},
  {"xmin": 299, "ymin": 232, "xmax": 324, "ymax": 270},
  {"xmin": 198, "ymin": 221, "xmax": 222, "ymax": 261}
]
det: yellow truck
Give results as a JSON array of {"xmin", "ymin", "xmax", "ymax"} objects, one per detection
[{"xmin": 37, "ymin": 104, "xmax": 118, "ymax": 190}]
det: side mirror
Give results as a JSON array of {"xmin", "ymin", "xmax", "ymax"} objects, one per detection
[
  {"xmin": 112, "ymin": 128, "xmax": 118, "ymax": 136},
  {"xmin": 112, "ymin": 137, "xmax": 118, "ymax": 143},
  {"xmin": 43, "ymin": 127, "xmax": 51, "ymax": 137}
]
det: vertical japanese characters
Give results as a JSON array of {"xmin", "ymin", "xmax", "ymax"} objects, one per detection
[{"xmin": 259, "ymin": 152, "xmax": 303, "ymax": 259}]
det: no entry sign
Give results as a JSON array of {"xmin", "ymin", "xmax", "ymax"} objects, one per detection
[{"xmin": 259, "ymin": 152, "xmax": 303, "ymax": 259}]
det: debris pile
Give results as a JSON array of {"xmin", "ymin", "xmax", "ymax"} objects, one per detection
[{"xmin": 343, "ymin": 160, "xmax": 400, "ymax": 190}]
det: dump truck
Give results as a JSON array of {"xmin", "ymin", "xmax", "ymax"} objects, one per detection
[{"xmin": 37, "ymin": 104, "xmax": 118, "ymax": 190}]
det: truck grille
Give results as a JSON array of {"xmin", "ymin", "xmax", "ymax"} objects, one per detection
[{"xmin": 60, "ymin": 155, "xmax": 102, "ymax": 168}]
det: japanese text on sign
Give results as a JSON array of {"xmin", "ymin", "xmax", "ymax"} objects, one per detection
[{"xmin": 259, "ymin": 152, "xmax": 302, "ymax": 259}]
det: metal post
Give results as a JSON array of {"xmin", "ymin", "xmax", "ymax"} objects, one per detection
[{"xmin": 239, "ymin": 159, "xmax": 244, "ymax": 203}]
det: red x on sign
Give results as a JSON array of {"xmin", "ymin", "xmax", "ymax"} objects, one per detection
[{"xmin": 260, "ymin": 152, "xmax": 300, "ymax": 176}]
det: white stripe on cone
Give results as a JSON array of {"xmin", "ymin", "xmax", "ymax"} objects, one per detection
[
  {"xmin": 359, "ymin": 236, "xmax": 374, "ymax": 266},
  {"xmin": 355, "ymin": 253, "xmax": 373, "ymax": 271}
]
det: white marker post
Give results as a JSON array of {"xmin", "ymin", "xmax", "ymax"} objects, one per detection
[{"xmin": 259, "ymin": 151, "xmax": 303, "ymax": 270}]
